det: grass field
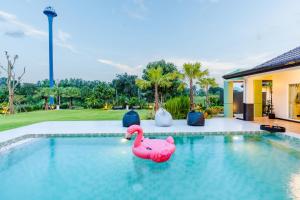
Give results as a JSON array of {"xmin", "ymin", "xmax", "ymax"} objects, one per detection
[{"xmin": 0, "ymin": 109, "xmax": 149, "ymax": 132}]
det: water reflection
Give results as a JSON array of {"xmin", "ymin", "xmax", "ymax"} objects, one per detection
[
  {"xmin": 49, "ymin": 138, "xmax": 56, "ymax": 159},
  {"xmin": 289, "ymin": 171, "xmax": 300, "ymax": 199},
  {"xmin": 0, "ymin": 139, "xmax": 44, "ymax": 172},
  {"xmin": 124, "ymin": 136, "xmax": 206, "ymax": 185}
]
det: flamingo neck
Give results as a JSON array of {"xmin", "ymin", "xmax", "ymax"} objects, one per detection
[{"xmin": 133, "ymin": 129, "xmax": 143, "ymax": 147}]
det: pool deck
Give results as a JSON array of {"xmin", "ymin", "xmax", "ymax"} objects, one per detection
[
  {"xmin": 254, "ymin": 117, "xmax": 300, "ymax": 134},
  {"xmin": 0, "ymin": 118, "xmax": 299, "ymax": 148}
]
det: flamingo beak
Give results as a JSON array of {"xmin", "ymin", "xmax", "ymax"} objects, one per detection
[{"xmin": 125, "ymin": 132, "xmax": 132, "ymax": 140}]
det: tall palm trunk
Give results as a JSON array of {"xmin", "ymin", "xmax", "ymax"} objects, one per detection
[
  {"xmin": 189, "ymin": 79, "xmax": 194, "ymax": 110},
  {"xmin": 205, "ymin": 86, "xmax": 209, "ymax": 108},
  {"xmin": 154, "ymin": 83, "xmax": 159, "ymax": 111},
  {"xmin": 69, "ymin": 97, "xmax": 73, "ymax": 109},
  {"xmin": 44, "ymin": 97, "xmax": 49, "ymax": 110}
]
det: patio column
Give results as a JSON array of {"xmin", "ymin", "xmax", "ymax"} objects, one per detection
[
  {"xmin": 253, "ymin": 80, "xmax": 262, "ymax": 117},
  {"xmin": 243, "ymin": 78, "xmax": 254, "ymax": 121},
  {"xmin": 224, "ymin": 81, "xmax": 233, "ymax": 117}
]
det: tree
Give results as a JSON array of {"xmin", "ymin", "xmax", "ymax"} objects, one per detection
[
  {"xmin": 0, "ymin": 52, "xmax": 25, "ymax": 114},
  {"xmin": 136, "ymin": 66, "xmax": 178, "ymax": 111},
  {"xmin": 15, "ymin": 83, "xmax": 39, "ymax": 108},
  {"xmin": 0, "ymin": 78, "xmax": 8, "ymax": 103},
  {"xmin": 63, "ymin": 87, "xmax": 81, "ymax": 109},
  {"xmin": 197, "ymin": 77, "xmax": 218, "ymax": 107},
  {"xmin": 112, "ymin": 73, "xmax": 138, "ymax": 98},
  {"xmin": 141, "ymin": 60, "xmax": 182, "ymax": 102},
  {"xmin": 93, "ymin": 82, "xmax": 115, "ymax": 105},
  {"xmin": 85, "ymin": 95, "xmax": 100, "ymax": 108},
  {"xmin": 53, "ymin": 84, "xmax": 64, "ymax": 107},
  {"xmin": 36, "ymin": 87, "xmax": 53, "ymax": 110},
  {"xmin": 181, "ymin": 62, "xmax": 208, "ymax": 110}
]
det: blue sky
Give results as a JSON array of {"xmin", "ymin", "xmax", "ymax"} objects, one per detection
[{"xmin": 0, "ymin": 0, "xmax": 300, "ymax": 85}]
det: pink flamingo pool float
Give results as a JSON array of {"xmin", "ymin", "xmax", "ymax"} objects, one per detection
[{"xmin": 125, "ymin": 125, "xmax": 176, "ymax": 163}]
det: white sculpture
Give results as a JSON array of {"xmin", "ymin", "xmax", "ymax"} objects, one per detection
[{"xmin": 155, "ymin": 108, "xmax": 173, "ymax": 127}]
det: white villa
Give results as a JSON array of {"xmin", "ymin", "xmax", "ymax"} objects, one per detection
[{"xmin": 223, "ymin": 46, "xmax": 300, "ymax": 122}]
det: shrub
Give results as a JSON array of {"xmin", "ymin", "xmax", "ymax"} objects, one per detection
[
  {"xmin": 146, "ymin": 109, "xmax": 155, "ymax": 120},
  {"xmin": 60, "ymin": 102, "xmax": 69, "ymax": 109},
  {"xmin": 0, "ymin": 102, "xmax": 9, "ymax": 114},
  {"xmin": 165, "ymin": 96, "xmax": 190, "ymax": 119},
  {"xmin": 205, "ymin": 106, "xmax": 224, "ymax": 118},
  {"xmin": 113, "ymin": 95, "xmax": 128, "ymax": 108},
  {"xmin": 15, "ymin": 103, "xmax": 43, "ymax": 113},
  {"xmin": 209, "ymin": 95, "xmax": 222, "ymax": 106}
]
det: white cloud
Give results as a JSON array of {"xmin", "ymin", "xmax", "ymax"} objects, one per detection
[
  {"xmin": 0, "ymin": 10, "xmax": 76, "ymax": 53},
  {"xmin": 167, "ymin": 52, "xmax": 275, "ymax": 86},
  {"xmin": 54, "ymin": 30, "xmax": 77, "ymax": 53},
  {"xmin": 125, "ymin": 0, "xmax": 148, "ymax": 20},
  {"xmin": 57, "ymin": 30, "xmax": 71, "ymax": 43},
  {"xmin": 0, "ymin": 10, "xmax": 46, "ymax": 37},
  {"xmin": 97, "ymin": 58, "xmax": 143, "ymax": 74}
]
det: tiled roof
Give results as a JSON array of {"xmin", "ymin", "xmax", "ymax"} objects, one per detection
[
  {"xmin": 254, "ymin": 46, "xmax": 300, "ymax": 69},
  {"xmin": 223, "ymin": 46, "xmax": 300, "ymax": 79}
]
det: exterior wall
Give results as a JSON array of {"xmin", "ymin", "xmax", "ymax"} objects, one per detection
[
  {"xmin": 253, "ymin": 80, "xmax": 262, "ymax": 117},
  {"xmin": 224, "ymin": 81, "xmax": 233, "ymax": 117},
  {"xmin": 272, "ymin": 68, "xmax": 300, "ymax": 120},
  {"xmin": 224, "ymin": 66, "xmax": 300, "ymax": 120},
  {"xmin": 243, "ymin": 78, "xmax": 255, "ymax": 121},
  {"xmin": 243, "ymin": 79, "xmax": 253, "ymax": 104}
]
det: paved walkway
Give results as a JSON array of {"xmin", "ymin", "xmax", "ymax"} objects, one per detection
[{"xmin": 0, "ymin": 118, "xmax": 299, "ymax": 148}]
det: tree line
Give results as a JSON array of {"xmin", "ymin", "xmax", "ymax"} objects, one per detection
[{"xmin": 0, "ymin": 56, "xmax": 223, "ymax": 114}]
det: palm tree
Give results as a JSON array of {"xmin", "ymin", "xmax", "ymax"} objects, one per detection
[
  {"xmin": 36, "ymin": 87, "xmax": 53, "ymax": 110},
  {"xmin": 53, "ymin": 84, "xmax": 63, "ymax": 107},
  {"xmin": 85, "ymin": 95, "xmax": 100, "ymax": 108},
  {"xmin": 63, "ymin": 87, "xmax": 81, "ymax": 109},
  {"xmin": 197, "ymin": 77, "xmax": 218, "ymax": 107},
  {"xmin": 136, "ymin": 66, "xmax": 177, "ymax": 111},
  {"xmin": 181, "ymin": 62, "xmax": 208, "ymax": 110}
]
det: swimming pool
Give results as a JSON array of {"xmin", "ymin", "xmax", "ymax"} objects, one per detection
[{"xmin": 0, "ymin": 134, "xmax": 299, "ymax": 200}]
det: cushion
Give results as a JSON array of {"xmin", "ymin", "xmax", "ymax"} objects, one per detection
[
  {"xmin": 122, "ymin": 110, "xmax": 140, "ymax": 127},
  {"xmin": 155, "ymin": 108, "xmax": 173, "ymax": 127},
  {"xmin": 187, "ymin": 111, "xmax": 205, "ymax": 126}
]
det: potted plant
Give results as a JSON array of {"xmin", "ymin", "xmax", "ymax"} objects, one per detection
[
  {"xmin": 266, "ymin": 82, "xmax": 275, "ymax": 119},
  {"xmin": 179, "ymin": 62, "xmax": 208, "ymax": 126}
]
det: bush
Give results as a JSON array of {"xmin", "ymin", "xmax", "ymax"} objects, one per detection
[
  {"xmin": 128, "ymin": 97, "xmax": 147, "ymax": 109},
  {"xmin": 209, "ymin": 95, "xmax": 223, "ymax": 106},
  {"xmin": 15, "ymin": 103, "xmax": 43, "ymax": 113},
  {"xmin": 146, "ymin": 109, "xmax": 155, "ymax": 120},
  {"xmin": 0, "ymin": 102, "xmax": 9, "ymax": 114},
  {"xmin": 205, "ymin": 106, "xmax": 224, "ymax": 118},
  {"xmin": 113, "ymin": 95, "xmax": 128, "ymax": 108},
  {"xmin": 165, "ymin": 96, "xmax": 190, "ymax": 119}
]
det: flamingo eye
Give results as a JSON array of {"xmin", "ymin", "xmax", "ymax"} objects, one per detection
[{"xmin": 146, "ymin": 147, "xmax": 152, "ymax": 150}]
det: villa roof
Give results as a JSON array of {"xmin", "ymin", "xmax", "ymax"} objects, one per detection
[{"xmin": 223, "ymin": 46, "xmax": 300, "ymax": 79}]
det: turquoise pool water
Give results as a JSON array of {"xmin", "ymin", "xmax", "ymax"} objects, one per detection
[{"xmin": 0, "ymin": 134, "xmax": 300, "ymax": 200}]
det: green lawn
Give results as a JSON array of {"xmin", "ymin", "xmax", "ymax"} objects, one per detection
[{"xmin": 0, "ymin": 109, "xmax": 149, "ymax": 132}]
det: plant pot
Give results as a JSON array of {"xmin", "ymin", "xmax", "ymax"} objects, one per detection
[
  {"xmin": 187, "ymin": 111, "xmax": 205, "ymax": 126},
  {"xmin": 268, "ymin": 113, "xmax": 275, "ymax": 119}
]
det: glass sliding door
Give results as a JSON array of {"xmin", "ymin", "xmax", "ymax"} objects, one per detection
[{"xmin": 289, "ymin": 83, "xmax": 300, "ymax": 121}]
